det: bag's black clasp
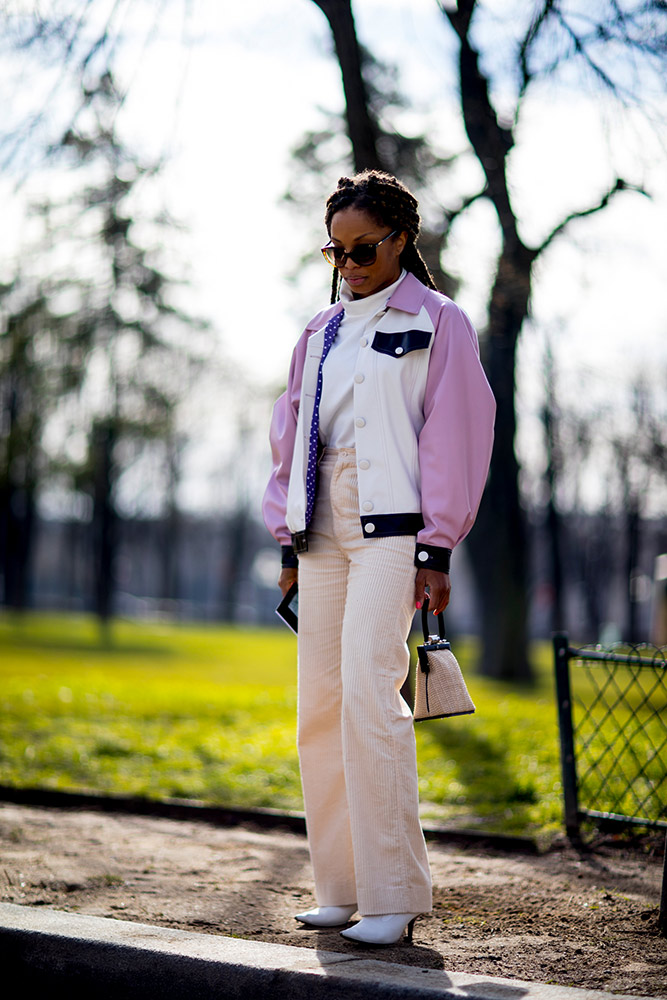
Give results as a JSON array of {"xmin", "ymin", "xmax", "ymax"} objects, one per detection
[{"xmin": 291, "ymin": 531, "xmax": 309, "ymax": 554}]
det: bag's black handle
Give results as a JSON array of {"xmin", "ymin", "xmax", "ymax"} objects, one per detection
[{"xmin": 421, "ymin": 594, "xmax": 446, "ymax": 642}]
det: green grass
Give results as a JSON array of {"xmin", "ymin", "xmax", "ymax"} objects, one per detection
[{"xmin": 0, "ymin": 612, "xmax": 583, "ymax": 838}]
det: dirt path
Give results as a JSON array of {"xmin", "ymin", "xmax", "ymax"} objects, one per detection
[{"xmin": 1, "ymin": 802, "xmax": 665, "ymax": 997}]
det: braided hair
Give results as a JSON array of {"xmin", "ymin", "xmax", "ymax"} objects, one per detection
[{"xmin": 324, "ymin": 170, "xmax": 437, "ymax": 303}]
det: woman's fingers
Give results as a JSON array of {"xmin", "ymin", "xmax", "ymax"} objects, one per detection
[
  {"xmin": 278, "ymin": 567, "xmax": 298, "ymax": 596},
  {"xmin": 429, "ymin": 584, "xmax": 451, "ymax": 616},
  {"xmin": 415, "ymin": 568, "xmax": 451, "ymax": 615}
]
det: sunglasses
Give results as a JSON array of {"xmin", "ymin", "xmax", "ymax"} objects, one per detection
[{"xmin": 321, "ymin": 230, "xmax": 397, "ymax": 268}]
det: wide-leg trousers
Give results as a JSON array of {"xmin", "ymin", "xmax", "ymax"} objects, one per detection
[{"xmin": 296, "ymin": 447, "xmax": 432, "ymax": 916}]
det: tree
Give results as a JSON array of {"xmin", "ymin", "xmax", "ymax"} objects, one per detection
[
  {"xmin": 524, "ymin": 353, "xmax": 667, "ymax": 641},
  {"xmin": 308, "ymin": 0, "xmax": 665, "ymax": 679},
  {"xmin": 1, "ymin": 71, "xmax": 208, "ymax": 621},
  {"xmin": 58, "ymin": 74, "xmax": 209, "ymax": 623},
  {"xmin": 0, "ymin": 292, "xmax": 48, "ymax": 608},
  {"xmin": 539, "ymin": 339, "xmax": 565, "ymax": 635},
  {"xmin": 0, "ymin": 270, "xmax": 96, "ymax": 608},
  {"xmin": 0, "ymin": 2, "xmax": 189, "ymax": 172},
  {"xmin": 288, "ymin": 4, "xmax": 458, "ymax": 297},
  {"xmin": 608, "ymin": 377, "xmax": 667, "ymax": 642}
]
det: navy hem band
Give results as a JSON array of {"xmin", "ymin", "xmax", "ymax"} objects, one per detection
[{"xmin": 359, "ymin": 512, "xmax": 425, "ymax": 538}]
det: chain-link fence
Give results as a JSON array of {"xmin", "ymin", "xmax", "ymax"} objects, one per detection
[{"xmin": 553, "ymin": 633, "xmax": 667, "ymax": 934}]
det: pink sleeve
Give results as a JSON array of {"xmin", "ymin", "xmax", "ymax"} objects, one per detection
[
  {"xmin": 417, "ymin": 302, "xmax": 496, "ymax": 552},
  {"xmin": 261, "ymin": 329, "xmax": 309, "ymax": 545}
]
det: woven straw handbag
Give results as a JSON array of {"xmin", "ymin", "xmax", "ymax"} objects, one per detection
[{"xmin": 413, "ymin": 598, "xmax": 475, "ymax": 722}]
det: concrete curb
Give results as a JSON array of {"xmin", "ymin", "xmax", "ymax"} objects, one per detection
[{"xmin": 0, "ymin": 903, "xmax": 651, "ymax": 1000}]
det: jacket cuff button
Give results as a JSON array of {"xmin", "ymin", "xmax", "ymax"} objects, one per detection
[{"xmin": 417, "ymin": 551, "xmax": 429, "ymax": 562}]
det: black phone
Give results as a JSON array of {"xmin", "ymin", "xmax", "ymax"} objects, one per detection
[{"xmin": 275, "ymin": 582, "xmax": 298, "ymax": 634}]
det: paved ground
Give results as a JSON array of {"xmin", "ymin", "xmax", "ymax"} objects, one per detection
[{"xmin": 0, "ymin": 802, "xmax": 665, "ymax": 996}]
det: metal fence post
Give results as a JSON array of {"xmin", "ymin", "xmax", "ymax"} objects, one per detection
[
  {"xmin": 660, "ymin": 829, "xmax": 667, "ymax": 937},
  {"xmin": 553, "ymin": 632, "xmax": 580, "ymax": 839}
]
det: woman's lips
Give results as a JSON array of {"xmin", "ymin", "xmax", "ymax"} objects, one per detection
[{"xmin": 344, "ymin": 275, "xmax": 366, "ymax": 285}]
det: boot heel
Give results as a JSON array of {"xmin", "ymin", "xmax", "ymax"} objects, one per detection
[{"xmin": 340, "ymin": 912, "xmax": 420, "ymax": 946}]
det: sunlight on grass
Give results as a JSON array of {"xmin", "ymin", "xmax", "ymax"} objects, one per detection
[{"xmin": 0, "ymin": 612, "xmax": 567, "ymax": 834}]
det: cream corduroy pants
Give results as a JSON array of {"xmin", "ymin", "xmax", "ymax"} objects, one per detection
[{"xmin": 297, "ymin": 448, "xmax": 432, "ymax": 916}]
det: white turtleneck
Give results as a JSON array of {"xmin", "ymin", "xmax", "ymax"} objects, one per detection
[{"xmin": 319, "ymin": 270, "xmax": 407, "ymax": 448}]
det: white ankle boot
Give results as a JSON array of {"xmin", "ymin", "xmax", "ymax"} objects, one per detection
[
  {"xmin": 295, "ymin": 904, "xmax": 358, "ymax": 927},
  {"xmin": 340, "ymin": 912, "xmax": 420, "ymax": 945}
]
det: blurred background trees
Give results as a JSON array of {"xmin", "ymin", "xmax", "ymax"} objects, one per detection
[
  {"xmin": 1, "ymin": 68, "xmax": 211, "ymax": 621},
  {"xmin": 0, "ymin": 1, "xmax": 665, "ymax": 656}
]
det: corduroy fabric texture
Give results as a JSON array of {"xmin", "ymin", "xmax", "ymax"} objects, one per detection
[{"xmin": 296, "ymin": 448, "xmax": 432, "ymax": 916}]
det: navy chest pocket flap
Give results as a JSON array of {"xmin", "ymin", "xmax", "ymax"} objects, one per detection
[{"xmin": 371, "ymin": 329, "xmax": 432, "ymax": 358}]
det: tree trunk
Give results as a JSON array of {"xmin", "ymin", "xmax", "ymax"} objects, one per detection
[
  {"xmin": 542, "ymin": 346, "xmax": 565, "ymax": 633},
  {"xmin": 311, "ymin": 0, "xmax": 382, "ymax": 172},
  {"xmin": 0, "ymin": 480, "xmax": 36, "ymax": 610},
  {"xmin": 219, "ymin": 507, "xmax": 249, "ymax": 622},
  {"xmin": 92, "ymin": 421, "xmax": 117, "ymax": 626},
  {"xmin": 625, "ymin": 502, "xmax": 641, "ymax": 644},
  {"xmin": 0, "ymin": 372, "xmax": 37, "ymax": 610},
  {"xmin": 161, "ymin": 435, "xmax": 181, "ymax": 607},
  {"xmin": 545, "ymin": 496, "xmax": 565, "ymax": 633},
  {"xmin": 444, "ymin": 4, "xmax": 534, "ymax": 680},
  {"xmin": 464, "ymin": 232, "xmax": 534, "ymax": 679}
]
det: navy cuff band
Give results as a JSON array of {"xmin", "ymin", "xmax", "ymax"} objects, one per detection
[
  {"xmin": 281, "ymin": 544, "xmax": 298, "ymax": 569},
  {"xmin": 414, "ymin": 543, "xmax": 452, "ymax": 574}
]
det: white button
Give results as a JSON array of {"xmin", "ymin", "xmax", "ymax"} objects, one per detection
[
  {"xmin": 359, "ymin": 337, "xmax": 368, "ymax": 347},
  {"xmin": 395, "ymin": 346, "xmax": 404, "ymax": 355},
  {"xmin": 354, "ymin": 373, "xmax": 365, "ymax": 383},
  {"xmin": 355, "ymin": 417, "xmax": 366, "ymax": 428},
  {"xmin": 362, "ymin": 501, "xmax": 373, "ymax": 511},
  {"xmin": 358, "ymin": 459, "xmax": 370, "ymax": 470},
  {"xmin": 364, "ymin": 522, "xmax": 375, "ymax": 533},
  {"xmin": 418, "ymin": 551, "xmax": 429, "ymax": 562}
]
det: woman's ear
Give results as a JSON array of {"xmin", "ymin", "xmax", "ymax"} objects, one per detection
[{"xmin": 395, "ymin": 231, "xmax": 409, "ymax": 257}]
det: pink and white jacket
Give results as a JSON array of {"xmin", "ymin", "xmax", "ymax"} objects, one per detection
[{"xmin": 262, "ymin": 272, "xmax": 496, "ymax": 574}]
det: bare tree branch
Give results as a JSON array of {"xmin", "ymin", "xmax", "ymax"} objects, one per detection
[
  {"xmin": 518, "ymin": 0, "xmax": 554, "ymax": 99},
  {"xmin": 443, "ymin": 185, "xmax": 488, "ymax": 231},
  {"xmin": 0, "ymin": 0, "xmax": 184, "ymax": 173},
  {"xmin": 515, "ymin": 1, "xmax": 667, "ymax": 111},
  {"xmin": 439, "ymin": 0, "xmax": 519, "ymax": 246},
  {"xmin": 553, "ymin": 7, "xmax": 619, "ymax": 93},
  {"xmin": 533, "ymin": 178, "xmax": 650, "ymax": 258}
]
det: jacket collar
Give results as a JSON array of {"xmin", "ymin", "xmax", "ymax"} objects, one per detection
[
  {"xmin": 319, "ymin": 272, "xmax": 428, "ymax": 327},
  {"xmin": 386, "ymin": 271, "xmax": 429, "ymax": 315}
]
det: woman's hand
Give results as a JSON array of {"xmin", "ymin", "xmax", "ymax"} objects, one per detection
[
  {"xmin": 415, "ymin": 569, "xmax": 451, "ymax": 616},
  {"xmin": 278, "ymin": 567, "xmax": 298, "ymax": 596}
]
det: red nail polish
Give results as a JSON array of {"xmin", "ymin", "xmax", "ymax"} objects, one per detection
[{"xmin": 416, "ymin": 601, "xmax": 422, "ymax": 609}]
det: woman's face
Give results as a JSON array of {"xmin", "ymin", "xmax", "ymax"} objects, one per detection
[{"xmin": 329, "ymin": 206, "xmax": 407, "ymax": 299}]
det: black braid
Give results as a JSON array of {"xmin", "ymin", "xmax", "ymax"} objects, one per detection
[
  {"xmin": 324, "ymin": 170, "xmax": 437, "ymax": 303},
  {"xmin": 330, "ymin": 266, "xmax": 340, "ymax": 304}
]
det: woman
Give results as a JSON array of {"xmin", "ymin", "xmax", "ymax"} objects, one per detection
[{"xmin": 263, "ymin": 171, "xmax": 495, "ymax": 946}]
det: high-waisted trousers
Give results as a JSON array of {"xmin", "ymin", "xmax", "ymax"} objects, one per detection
[{"xmin": 297, "ymin": 447, "xmax": 432, "ymax": 916}]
